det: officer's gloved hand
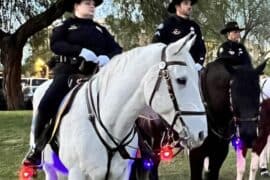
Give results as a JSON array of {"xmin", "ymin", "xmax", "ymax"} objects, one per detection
[
  {"xmin": 79, "ymin": 48, "xmax": 98, "ymax": 63},
  {"xmin": 195, "ymin": 63, "xmax": 203, "ymax": 71},
  {"xmin": 97, "ymin": 55, "xmax": 110, "ymax": 67}
]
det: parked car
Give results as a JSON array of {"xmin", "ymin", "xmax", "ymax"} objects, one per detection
[{"xmin": 22, "ymin": 77, "xmax": 48, "ymax": 109}]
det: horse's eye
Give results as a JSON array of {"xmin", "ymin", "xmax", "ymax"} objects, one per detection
[{"xmin": 176, "ymin": 77, "xmax": 187, "ymax": 85}]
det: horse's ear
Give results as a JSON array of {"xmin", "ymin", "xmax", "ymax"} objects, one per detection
[
  {"xmin": 167, "ymin": 32, "xmax": 196, "ymax": 55},
  {"xmin": 255, "ymin": 60, "xmax": 268, "ymax": 75},
  {"xmin": 185, "ymin": 34, "xmax": 197, "ymax": 51}
]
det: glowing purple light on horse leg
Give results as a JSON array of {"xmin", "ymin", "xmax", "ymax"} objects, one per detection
[
  {"xmin": 143, "ymin": 158, "xmax": 154, "ymax": 170},
  {"xmin": 232, "ymin": 136, "xmax": 243, "ymax": 150},
  {"xmin": 52, "ymin": 151, "xmax": 68, "ymax": 174},
  {"xmin": 43, "ymin": 163, "xmax": 58, "ymax": 180},
  {"xmin": 42, "ymin": 151, "xmax": 69, "ymax": 179}
]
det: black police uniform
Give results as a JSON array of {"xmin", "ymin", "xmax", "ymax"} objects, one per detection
[
  {"xmin": 152, "ymin": 15, "xmax": 206, "ymax": 65},
  {"xmin": 41, "ymin": 16, "xmax": 122, "ymax": 123},
  {"xmin": 217, "ymin": 40, "xmax": 252, "ymax": 65},
  {"xmin": 23, "ymin": 17, "xmax": 122, "ymax": 166}
]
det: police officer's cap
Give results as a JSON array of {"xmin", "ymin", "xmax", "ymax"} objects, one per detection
[
  {"xmin": 220, "ymin": 21, "xmax": 244, "ymax": 35},
  {"xmin": 65, "ymin": 0, "xmax": 103, "ymax": 12},
  {"xmin": 167, "ymin": 0, "xmax": 197, "ymax": 13}
]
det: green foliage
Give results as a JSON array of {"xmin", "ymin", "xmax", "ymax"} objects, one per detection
[
  {"xmin": 106, "ymin": 0, "xmax": 170, "ymax": 49},
  {"xmin": 106, "ymin": 0, "xmax": 270, "ymax": 67},
  {"xmin": 0, "ymin": 0, "xmax": 52, "ymax": 32}
]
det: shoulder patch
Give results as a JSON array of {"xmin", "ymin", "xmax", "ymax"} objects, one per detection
[{"xmin": 172, "ymin": 28, "xmax": 181, "ymax": 35}]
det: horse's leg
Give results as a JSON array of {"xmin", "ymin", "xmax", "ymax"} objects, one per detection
[
  {"xmin": 259, "ymin": 145, "xmax": 268, "ymax": 170},
  {"xmin": 189, "ymin": 145, "xmax": 206, "ymax": 180},
  {"xmin": 129, "ymin": 159, "xmax": 150, "ymax": 180},
  {"xmin": 236, "ymin": 148, "xmax": 247, "ymax": 180},
  {"xmin": 150, "ymin": 155, "xmax": 160, "ymax": 180},
  {"xmin": 249, "ymin": 151, "xmax": 259, "ymax": 180},
  {"xmin": 207, "ymin": 141, "xmax": 229, "ymax": 180},
  {"xmin": 43, "ymin": 163, "xmax": 58, "ymax": 180},
  {"xmin": 259, "ymin": 134, "xmax": 270, "ymax": 176},
  {"xmin": 129, "ymin": 160, "xmax": 139, "ymax": 180},
  {"xmin": 121, "ymin": 161, "xmax": 135, "ymax": 180},
  {"xmin": 149, "ymin": 135, "xmax": 162, "ymax": 180}
]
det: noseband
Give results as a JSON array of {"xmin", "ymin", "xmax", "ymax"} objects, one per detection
[{"xmin": 149, "ymin": 46, "xmax": 206, "ymax": 147}]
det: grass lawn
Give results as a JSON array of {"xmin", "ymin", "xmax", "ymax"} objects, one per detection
[{"xmin": 0, "ymin": 111, "xmax": 269, "ymax": 179}]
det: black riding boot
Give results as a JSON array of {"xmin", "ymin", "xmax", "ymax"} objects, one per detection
[{"xmin": 23, "ymin": 112, "xmax": 52, "ymax": 167}]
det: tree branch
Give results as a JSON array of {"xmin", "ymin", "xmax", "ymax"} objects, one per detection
[{"xmin": 14, "ymin": 0, "xmax": 68, "ymax": 47}]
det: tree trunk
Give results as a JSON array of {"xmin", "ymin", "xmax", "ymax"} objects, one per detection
[
  {"xmin": 2, "ymin": 36, "xmax": 24, "ymax": 109},
  {"xmin": 0, "ymin": 0, "xmax": 66, "ymax": 110}
]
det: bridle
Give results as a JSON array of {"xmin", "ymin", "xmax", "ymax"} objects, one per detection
[
  {"xmin": 229, "ymin": 80, "xmax": 261, "ymax": 139},
  {"xmin": 148, "ymin": 46, "xmax": 206, "ymax": 148},
  {"xmin": 203, "ymin": 73, "xmax": 261, "ymax": 142},
  {"xmin": 84, "ymin": 45, "xmax": 206, "ymax": 179}
]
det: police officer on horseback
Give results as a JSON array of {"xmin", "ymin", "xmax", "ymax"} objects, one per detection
[
  {"xmin": 23, "ymin": 0, "xmax": 122, "ymax": 167},
  {"xmin": 152, "ymin": 0, "xmax": 206, "ymax": 70},
  {"xmin": 217, "ymin": 21, "xmax": 252, "ymax": 65}
]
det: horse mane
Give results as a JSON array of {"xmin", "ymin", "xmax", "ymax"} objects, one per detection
[{"xmin": 92, "ymin": 43, "xmax": 165, "ymax": 89}]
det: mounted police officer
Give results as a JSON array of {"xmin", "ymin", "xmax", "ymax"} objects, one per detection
[
  {"xmin": 152, "ymin": 0, "xmax": 206, "ymax": 70},
  {"xmin": 217, "ymin": 21, "xmax": 252, "ymax": 65},
  {"xmin": 22, "ymin": 0, "xmax": 122, "ymax": 167}
]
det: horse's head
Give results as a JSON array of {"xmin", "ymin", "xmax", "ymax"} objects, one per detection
[
  {"xmin": 226, "ymin": 61, "xmax": 267, "ymax": 148},
  {"xmin": 144, "ymin": 32, "xmax": 207, "ymax": 150}
]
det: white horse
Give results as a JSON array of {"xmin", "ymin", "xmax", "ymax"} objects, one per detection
[
  {"xmin": 235, "ymin": 76, "xmax": 270, "ymax": 180},
  {"xmin": 30, "ymin": 32, "xmax": 208, "ymax": 180}
]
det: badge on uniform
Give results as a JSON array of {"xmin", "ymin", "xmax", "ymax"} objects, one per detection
[
  {"xmin": 228, "ymin": 50, "xmax": 235, "ymax": 55},
  {"xmin": 238, "ymin": 48, "xmax": 243, "ymax": 55},
  {"xmin": 68, "ymin": 25, "xmax": 78, "ymax": 30},
  {"xmin": 172, "ymin": 28, "xmax": 181, "ymax": 35}
]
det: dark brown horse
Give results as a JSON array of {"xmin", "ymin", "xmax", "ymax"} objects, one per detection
[
  {"xmin": 235, "ymin": 97, "xmax": 270, "ymax": 180},
  {"xmin": 130, "ymin": 59, "xmax": 267, "ymax": 180}
]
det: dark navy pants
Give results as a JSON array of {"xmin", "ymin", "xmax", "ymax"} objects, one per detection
[{"xmin": 38, "ymin": 74, "xmax": 71, "ymax": 123}]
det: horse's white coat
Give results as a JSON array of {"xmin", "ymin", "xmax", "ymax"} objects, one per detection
[{"xmin": 30, "ymin": 33, "xmax": 207, "ymax": 179}]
